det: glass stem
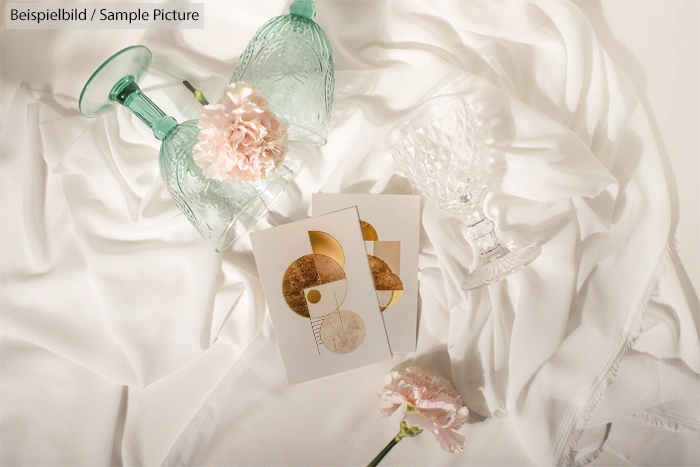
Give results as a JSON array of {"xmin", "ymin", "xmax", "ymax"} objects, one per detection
[
  {"xmin": 464, "ymin": 207, "xmax": 507, "ymax": 263},
  {"xmin": 110, "ymin": 76, "xmax": 177, "ymax": 141}
]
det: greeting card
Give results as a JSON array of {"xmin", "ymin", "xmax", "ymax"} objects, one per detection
[
  {"xmin": 312, "ymin": 194, "xmax": 421, "ymax": 353},
  {"xmin": 250, "ymin": 207, "xmax": 392, "ymax": 384}
]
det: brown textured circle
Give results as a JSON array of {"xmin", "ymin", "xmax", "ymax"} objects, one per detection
[
  {"xmin": 282, "ymin": 254, "xmax": 346, "ymax": 318},
  {"xmin": 368, "ymin": 255, "xmax": 403, "ymax": 291},
  {"xmin": 282, "ymin": 255, "xmax": 320, "ymax": 318},
  {"xmin": 320, "ymin": 309, "xmax": 366, "ymax": 354},
  {"xmin": 307, "ymin": 289, "xmax": 322, "ymax": 304}
]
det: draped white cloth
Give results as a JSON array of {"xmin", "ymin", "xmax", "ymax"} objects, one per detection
[{"xmin": 1, "ymin": 1, "xmax": 698, "ymax": 466}]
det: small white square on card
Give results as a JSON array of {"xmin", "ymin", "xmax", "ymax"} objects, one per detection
[
  {"xmin": 250, "ymin": 207, "xmax": 392, "ymax": 385},
  {"xmin": 312, "ymin": 194, "xmax": 421, "ymax": 353}
]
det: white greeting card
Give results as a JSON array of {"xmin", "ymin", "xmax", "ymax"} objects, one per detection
[
  {"xmin": 312, "ymin": 194, "xmax": 421, "ymax": 353},
  {"xmin": 250, "ymin": 207, "xmax": 392, "ymax": 385}
]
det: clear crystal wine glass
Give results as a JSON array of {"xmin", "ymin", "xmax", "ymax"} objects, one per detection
[
  {"xmin": 387, "ymin": 96, "xmax": 541, "ymax": 289},
  {"xmin": 79, "ymin": 45, "xmax": 292, "ymax": 251},
  {"xmin": 232, "ymin": 0, "xmax": 334, "ymax": 146}
]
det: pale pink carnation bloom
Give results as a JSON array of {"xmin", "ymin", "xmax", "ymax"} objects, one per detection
[
  {"xmin": 193, "ymin": 82, "xmax": 288, "ymax": 184},
  {"xmin": 380, "ymin": 367, "xmax": 470, "ymax": 453}
]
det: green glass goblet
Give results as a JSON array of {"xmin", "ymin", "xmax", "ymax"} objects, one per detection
[
  {"xmin": 232, "ymin": 0, "xmax": 334, "ymax": 146},
  {"xmin": 79, "ymin": 45, "xmax": 293, "ymax": 251}
]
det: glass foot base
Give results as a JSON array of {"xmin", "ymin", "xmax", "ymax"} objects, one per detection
[
  {"xmin": 461, "ymin": 243, "xmax": 541, "ymax": 290},
  {"xmin": 79, "ymin": 45, "xmax": 152, "ymax": 118}
]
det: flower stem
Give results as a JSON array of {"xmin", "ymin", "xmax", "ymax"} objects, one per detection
[
  {"xmin": 367, "ymin": 421, "xmax": 423, "ymax": 467},
  {"xmin": 183, "ymin": 80, "xmax": 209, "ymax": 106},
  {"xmin": 367, "ymin": 434, "xmax": 402, "ymax": 467}
]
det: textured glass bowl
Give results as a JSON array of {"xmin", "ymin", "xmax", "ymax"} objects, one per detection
[
  {"xmin": 79, "ymin": 45, "xmax": 292, "ymax": 251},
  {"xmin": 387, "ymin": 96, "xmax": 540, "ymax": 289},
  {"xmin": 232, "ymin": 0, "xmax": 334, "ymax": 146}
]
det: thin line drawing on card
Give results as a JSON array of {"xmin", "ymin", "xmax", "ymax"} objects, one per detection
[{"xmin": 282, "ymin": 231, "xmax": 366, "ymax": 355}]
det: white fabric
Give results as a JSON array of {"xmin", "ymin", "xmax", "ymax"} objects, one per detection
[{"xmin": 1, "ymin": 1, "xmax": 698, "ymax": 466}]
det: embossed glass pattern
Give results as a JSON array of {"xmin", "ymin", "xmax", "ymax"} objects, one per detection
[
  {"xmin": 79, "ymin": 46, "xmax": 292, "ymax": 251},
  {"xmin": 387, "ymin": 97, "xmax": 540, "ymax": 289},
  {"xmin": 232, "ymin": 0, "xmax": 334, "ymax": 146}
]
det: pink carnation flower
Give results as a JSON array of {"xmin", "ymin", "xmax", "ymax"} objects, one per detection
[
  {"xmin": 193, "ymin": 82, "xmax": 288, "ymax": 184},
  {"xmin": 380, "ymin": 367, "xmax": 470, "ymax": 453}
]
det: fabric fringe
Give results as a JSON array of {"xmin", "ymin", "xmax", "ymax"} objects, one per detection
[
  {"xmin": 629, "ymin": 410, "xmax": 700, "ymax": 436},
  {"xmin": 572, "ymin": 437, "xmax": 606, "ymax": 467},
  {"xmin": 564, "ymin": 244, "xmax": 672, "ymax": 467}
]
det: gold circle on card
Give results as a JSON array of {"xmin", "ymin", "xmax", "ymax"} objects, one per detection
[{"xmin": 307, "ymin": 289, "xmax": 322, "ymax": 304}]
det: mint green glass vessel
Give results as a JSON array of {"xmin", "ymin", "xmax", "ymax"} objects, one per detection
[
  {"xmin": 232, "ymin": 0, "xmax": 334, "ymax": 146},
  {"xmin": 79, "ymin": 45, "xmax": 292, "ymax": 251}
]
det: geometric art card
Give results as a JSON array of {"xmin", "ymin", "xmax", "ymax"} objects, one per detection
[
  {"xmin": 250, "ymin": 207, "xmax": 392, "ymax": 384},
  {"xmin": 312, "ymin": 194, "xmax": 421, "ymax": 353}
]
